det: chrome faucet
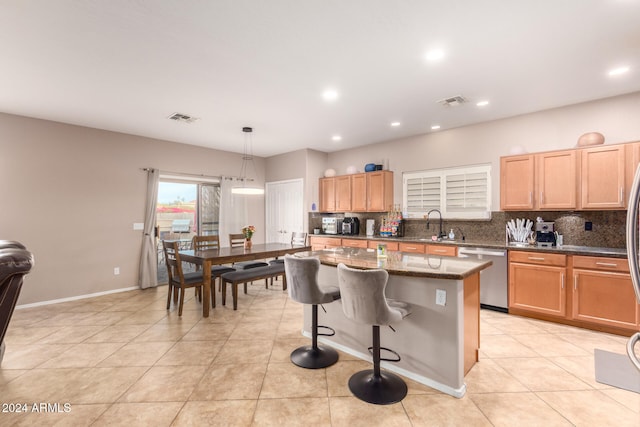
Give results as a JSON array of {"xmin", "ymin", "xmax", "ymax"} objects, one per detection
[{"xmin": 426, "ymin": 209, "xmax": 445, "ymax": 239}]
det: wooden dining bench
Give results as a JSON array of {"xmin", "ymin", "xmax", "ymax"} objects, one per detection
[{"xmin": 220, "ymin": 263, "xmax": 287, "ymax": 310}]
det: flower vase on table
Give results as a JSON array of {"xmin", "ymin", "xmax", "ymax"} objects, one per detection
[
  {"xmin": 242, "ymin": 225, "xmax": 255, "ymax": 250},
  {"xmin": 244, "ymin": 239, "xmax": 252, "ymax": 250}
]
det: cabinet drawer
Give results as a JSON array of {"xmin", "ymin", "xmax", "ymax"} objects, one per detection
[
  {"xmin": 309, "ymin": 236, "xmax": 341, "ymax": 247},
  {"xmin": 426, "ymin": 245, "xmax": 457, "ymax": 257},
  {"xmin": 509, "ymin": 250, "xmax": 566, "ymax": 267},
  {"xmin": 342, "ymin": 239, "xmax": 368, "ymax": 249},
  {"xmin": 572, "ymin": 256, "xmax": 629, "ymax": 272},
  {"xmin": 367, "ymin": 241, "xmax": 399, "ymax": 251},
  {"xmin": 399, "ymin": 243, "xmax": 425, "ymax": 253}
]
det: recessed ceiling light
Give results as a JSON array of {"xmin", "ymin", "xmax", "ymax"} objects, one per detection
[
  {"xmin": 431, "ymin": 125, "xmax": 441, "ymax": 130},
  {"xmin": 331, "ymin": 135, "xmax": 342, "ymax": 141},
  {"xmin": 425, "ymin": 49, "xmax": 445, "ymax": 62},
  {"xmin": 322, "ymin": 89, "xmax": 339, "ymax": 101},
  {"xmin": 608, "ymin": 66, "xmax": 630, "ymax": 76},
  {"xmin": 476, "ymin": 100, "xmax": 490, "ymax": 107},
  {"xmin": 390, "ymin": 122, "xmax": 401, "ymax": 127}
]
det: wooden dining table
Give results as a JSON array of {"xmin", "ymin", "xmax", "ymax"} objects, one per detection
[{"xmin": 179, "ymin": 242, "xmax": 311, "ymax": 317}]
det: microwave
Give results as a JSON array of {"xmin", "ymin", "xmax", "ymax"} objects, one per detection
[{"xmin": 322, "ymin": 217, "xmax": 341, "ymax": 235}]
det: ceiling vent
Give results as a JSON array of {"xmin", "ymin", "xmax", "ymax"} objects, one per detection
[
  {"xmin": 168, "ymin": 112, "xmax": 199, "ymax": 123},
  {"xmin": 437, "ymin": 95, "xmax": 468, "ymax": 107}
]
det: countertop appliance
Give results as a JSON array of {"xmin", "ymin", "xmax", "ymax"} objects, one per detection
[
  {"xmin": 536, "ymin": 221, "xmax": 556, "ymax": 247},
  {"xmin": 322, "ymin": 217, "xmax": 341, "ymax": 235},
  {"xmin": 458, "ymin": 247, "xmax": 508, "ymax": 312},
  {"xmin": 342, "ymin": 217, "xmax": 360, "ymax": 235},
  {"xmin": 366, "ymin": 219, "xmax": 375, "ymax": 237},
  {"xmin": 624, "ymin": 166, "xmax": 640, "ymax": 373}
]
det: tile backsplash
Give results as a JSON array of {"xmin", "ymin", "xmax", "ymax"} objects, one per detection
[{"xmin": 309, "ymin": 210, "xmax": 627, "ymax": 248}]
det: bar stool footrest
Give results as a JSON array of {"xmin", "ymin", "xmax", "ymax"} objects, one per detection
[
  {"xmin": 348, "ymin": 369, "xmax": 408, "ymax": 405},
  {"xmin": 368, "ymin": 346, "xmax": 402, "ymax": 363},
  {"xmin": 290, "ymin": 345, "xmax": 339, "ymax": 369},
  {"xmin": 317, "ymin": 325, "xmax": 336, "ymax": 337}
]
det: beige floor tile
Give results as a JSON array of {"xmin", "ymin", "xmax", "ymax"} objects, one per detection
[
  {"xmin": 479, "ymin": 334, "xmax": 539, "ymax": 358},
  {"xmin": 555, "ymin": 331, "xmax": 629, "ymax": 354},
  {"xmin": 483, "ymin": 316, "xmax": 548, "ymax": 334},
  {"xmin": 155, "ymin": 340, "xmax": 224, "ymax": 366},
  {"xmin": 498, "ymin": 357, "xmax": 592, "ymax": 391},
  {"xmin": 181, "ymin": 322, "xmax": 236, "ymax": 341},
  {"xmin": 403, "ymin": 394, "xmax": 492, "ymax": 426},
  {"xmin": 83, "ymin": 324, "xmax": 151, "ymax": 343},
  {"xmin": 0, "ymin": 368, "xmax": 28, "ymax": 385},
  {"xmin": 132, "ymin": 323, "xmax": 194, "ymax": 342},
  {"xmin": 190, "ymin": 363, "xmax": 267, "ymax": 400},
  {"xmin": 172, "ymin": 400, "xmax": 256, "ymax": 426},
  {"xmin": 326, "ymin": 359, "xmax": 372, "ymax": 397},
  {"xmin": 600, "ymin": 387, "xmax": 640, "ymax": 413},
  {"xmin": 253, "ymin": 397, "xmax": 332, "ymax": 426},
  {"xmin": 92, "ymin": 402, "xmax": 183, "ymax": 427},
  {"xmin": 228, "ymin": 319, "xmax": 280, "ymax": 340},
  {"xmin": 39, "ymin": 325, "xmax": 106, "ymax": 344},
  {"xmin": 548, "ymin": 354, "xmax": 609, "ymax": 390},
  {"xmin": 260, "ymin": 362, "xmax": 328, "ymax": 398},
  {"xmin": 470, "ymin": 392, "xmax": 573, "ymax": 426},
  {"xmin": 464, "ymin": 358, "xmax": 528, "ymax": 393},
  {"xmin": 329, "ymin": 396, "xmax": 411, "ymax": 426},
  {"xmin": 269, "ymin": 338, "xmax": 309, "ymax": 363},
  {"xmin": 537, "ymin": 390, "xmax": 640, "ymax": 426},
  {"xmin": 3, "ymin": 326, "xmax": 60, "ymax": 345},
  {"xmin": 97, "ymin": 341, "xmax": 174, "ymax": 367},
  {"xmin": 242, "ymin": 307, "xmax": 285, "ymax": 322},
  {"xmin": 0, "ymin": 403, "xmax": 109, "ymax": 427},
  {"xmin": 512, "ymin": 333, "xmax": 591, "ymax": 357},
  {"xmin": 0, "ymin": 343, "xmax": 72, "ymax": 369},
  {"xmin": 214, "ymin": 338, "xmax": 274, "ymax": 364},
  {"xmin": 31, "ymin": 311, "xmax": 95, "ymax": 327},
  {"xmin": 39, "ymin": 342, "xmax": 125, "ymax": 368},
  {"xmin": 115, "ymin": 310, "xmax": 169, "ymax": 325},
  {"xmin": 79, "ymin": 311, "xmax": 134, "ymax": 325},
  {"xmin": 119, "ymin": 365, "xmax": 207, "ymax": 402}
]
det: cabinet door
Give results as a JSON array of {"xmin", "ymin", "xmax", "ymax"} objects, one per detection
[
  {"xmin": 572, "ymin": 269, "xmax": 639, "ymax": 329},
  {"xmin": 367, "ymin": 171, "xmax": 393, "ymax": 212},
  {"xmin": 625, "ymin": 142, "xmax": 640, "ymax": 205},
  {"xmin": 351, "ymin": 173, "xmax": 367, "ymax": 212},
  {"xmin": 342, "ymin": 239, "xmax": 368, "ymax": 249},
  {"xmin": 500, "ymin": 155, "xmax": 534, "ymax": 210},
  {"xmin": 509, "ymin": 262, "xmax": 566, "ymax": 317},
  {"xmin": 367, "ymin": 240, "xmax": 399, "ymax": 251},
  {"xmin": 399, "ymin": 242, "xmax": 425, "ymax": 253},
  {"xmin": 319, "ymin": 177, "xmax": 336, "ymax": 212},
  {"xmin": 426, "ymin": 245, "xmax": 457, "ymax": 257},
  {"xmin": 335, "ymin": 175, "xmax": 352, "ymax": 212},
  {"xmin": 536, "ymin": 150, "xmax": 577, "ymax": 210},
  {"xmin": 580, "ymin": 145, "xmax": 625, "ymax": 209}
]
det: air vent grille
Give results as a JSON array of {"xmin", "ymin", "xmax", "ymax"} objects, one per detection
[
  {"xmin": 437, "ymin": 95, "xmax": 468, "ymax": 107},
  {"xmin": 168, "ymin": 113, "xmax": 199, "ymax": 123}
]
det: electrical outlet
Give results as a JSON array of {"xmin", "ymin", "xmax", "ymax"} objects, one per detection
[
  {"xmin": 133, "ymin": 222, "xmax": 144, "ymax": 231},
  {"xmin": 436, "ymin": 289, "xmax": 446, "ymax": 306},
  {"xmin": 114, "ymin": 267, "xmax": 120, "ymax": 275},
  {"xmin": 585, "ymin": 221, "xmax": 593, "ymax": 231}
]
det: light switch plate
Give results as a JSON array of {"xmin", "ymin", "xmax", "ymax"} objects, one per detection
[
  {"xmin": 133, "ymin": 222, "xmax": 144, "ymax": 231},
  {"xmin": 436, "ymin": 289, "xmax": 446, "ymax": 306}
]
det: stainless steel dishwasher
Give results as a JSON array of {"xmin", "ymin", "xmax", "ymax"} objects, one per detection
[{"xmin": 458, "ymin": 247, "xmax": 508, "ymax": 312}]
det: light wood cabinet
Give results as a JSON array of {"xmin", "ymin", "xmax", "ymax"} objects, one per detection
[
  {"xmin": 367, "ymin": 240, "xmax": 399, "ymax": 251},
  {"xmin": 309, "ymin": 236, "xmax": 341, "ymax": 251},
  {"xmin": 341, "ymin": 238, "xmax": 368, "ymax": 249},
  {"xmin": 399, "ymin": 242, "xmax": 425, "ymax": 253},
  {"xmin": 508, "ymin": 251, "xmax": 567, "ymax": 318},
  {"xmin": 426, "ymin": 244, "xmax": 458, "ymax": 257},
  {"xmin": 571, "ymin": 256, "xmax": 639, "ymax": 329},
  {"xmin": 580, "ymin": 145, "xmax": 625, "ymax": 209},
  {"xmin": 625, "ymin": 142, "xmax": 640, "ymax": 204},
  {"xmin": 536, "ymin": 150, "xmax": 577, "ymax": 210},
  {"xmin": 319, "ymin": 177, "xmax": 336, "ymax": 212},
  {"xmin": 335, "ymin": 175, "xmax": 352, "ymax": 212},
  {"xmin": 318, "ymin": 171, "xmax": 393, "ymax": 213},
  {"xmin": 500, "ymin": 155, "xmax": 534, "ymax": 210}
]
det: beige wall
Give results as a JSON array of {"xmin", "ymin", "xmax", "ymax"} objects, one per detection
[
  {"xmin": 323, "ymin": 92, "xmax": 640, "ymax": 210},
  {"xmin": 0, "ymin": 113, "xmax": 265, "ymax": 304}
]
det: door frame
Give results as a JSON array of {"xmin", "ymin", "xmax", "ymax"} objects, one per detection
[{"xmin": 265, "ymin": 178, "xmax": 304, "ymax": 244}]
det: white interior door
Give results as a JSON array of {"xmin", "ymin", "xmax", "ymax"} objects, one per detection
[{"xmin": 266, "ymin": 179, "xmax": 304, "ymax": 243}]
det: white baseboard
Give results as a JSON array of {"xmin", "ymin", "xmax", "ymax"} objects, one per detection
[{"xmin": 15, "ymin": 286, "xmax": 141, "ymax": 309}]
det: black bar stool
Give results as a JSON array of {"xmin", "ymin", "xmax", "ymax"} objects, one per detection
[
  {"xmin": 336, "ymin": 263, "xmax": 412, "ymax": 405},
  {"xmin": 284, "ymin": 254, "xmax": 340, "ymax": 369}
]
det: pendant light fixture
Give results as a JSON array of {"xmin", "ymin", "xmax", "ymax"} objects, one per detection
[{"xmin": 232, "ymin": 126, "xmax": 264, "ymax": 195}]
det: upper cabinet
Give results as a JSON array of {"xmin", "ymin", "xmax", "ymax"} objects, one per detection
[
  {"xmin": 580, "ymin": 145, "xmax": 625, "ymax": 209},
  {"xmin": 318, "ymin": 170, "xmax": 393, "ymax": 213},
  {"xmin": 501, "ymin": 141, "xmax": 638, "ymax": 211},
  {"xmin": 500, "ymin": 150, "xmax": 577, "ymax": 210}
]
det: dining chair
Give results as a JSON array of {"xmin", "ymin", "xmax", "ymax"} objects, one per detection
[
  {"xmin": 162, "ymin": 240, "xmax": 211, "ymax": 316},
  {"xmin": 291, "ymin": 231, "xmax": 308, "ymax": 246},
  {"xmin": 228, "ymin": 233, "xmax": 269, "ymax": 288},
  {"xmin": 192, "ymin": 235, "xmax": 236, "ymax": 292}
]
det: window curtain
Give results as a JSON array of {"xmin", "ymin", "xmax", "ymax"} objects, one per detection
[
  {"xmin": 218, "ymin": 177, "xmax": 248, "ymax": 247},
  {"xmin": 138, "ymin": 168, "xmax": 159, "ymax": 289}
]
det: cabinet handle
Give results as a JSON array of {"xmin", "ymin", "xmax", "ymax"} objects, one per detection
[
  {"xmin": 574, "ymin": 275, "xmax": 577, "ymax": 290},
  {"xmin": 540, "ymin": 191, "xmax": 544, "ymax": 204},
  {"xmin": 595, "ymin": 262, "xmax": 618, "ymax": 267},
  {"xmin": 434, "ymin": 249, "xmax": 447, "ymax": 253},
  {"xmin": 620, "ymin": 187, "xmax": 624, "ymax": 204},
  {"xmin": 529, "ymin": 191, "xmax": 533, "ymax": 205},
  {"xmin": 528, "ymin": 256, "xmax": 545, "ymax": 261},
  {"xmin": 561, "ymin": 273, "xmax": 564, "ymax": 289}
]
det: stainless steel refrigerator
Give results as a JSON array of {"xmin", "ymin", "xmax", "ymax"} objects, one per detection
[{"xmin": 624, "ymin": 166, "xmax": 640, "ymax": 373}]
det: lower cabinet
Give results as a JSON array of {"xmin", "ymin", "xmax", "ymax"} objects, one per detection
[
  {"xmin": 572, "ymin": 256, "xmax": 639, "ymax": 329},
  {"xmin": 508, "ymin": 251, "xmax": 567, "ymax": 318},
  {"xmin": 309, "ymin": 236, "xmax": 341, "ymax": 251},
  {"xmin": 341, "ymin": 238, "xmax": 368, "ymax": 249}
]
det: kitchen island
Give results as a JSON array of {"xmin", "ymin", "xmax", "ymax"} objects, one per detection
[{"xmin": 294, "ymin": 247, "xmax": 492, "ymax": 398}]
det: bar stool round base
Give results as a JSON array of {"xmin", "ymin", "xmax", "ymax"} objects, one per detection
[
  {"xmin": 348, "ymin": 369, "xmax": 408, "ymax": 405},
  {"xmin": 290, "ymin": 345, "xmax": 339, "ymax": 369}
]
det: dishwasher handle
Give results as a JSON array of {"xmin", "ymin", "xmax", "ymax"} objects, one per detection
[{"xmin": 458, "ymin": 247, "xmax": 506, "ymax": 257}]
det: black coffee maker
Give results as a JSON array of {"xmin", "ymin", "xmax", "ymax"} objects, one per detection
[
  {"xmin": 342, "ymin": 217, "xmax": 360, "ymax": 235},
  {"xmin": 536, "ymin": 221, "xmax": 556, "ymax": 247}
]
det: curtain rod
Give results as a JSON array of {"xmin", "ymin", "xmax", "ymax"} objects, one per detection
[{"xmin": 141, "ymin": 168, "xmax": 249, "ymax": 181}]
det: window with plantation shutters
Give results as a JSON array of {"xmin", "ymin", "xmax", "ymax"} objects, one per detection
[{"xmin": 402, "ymin": 164, "xmax": 491, "ymax": 219}]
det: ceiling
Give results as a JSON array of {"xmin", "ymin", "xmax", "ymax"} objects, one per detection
[{"xmin": 1, "ymin": 1, "xmax": 639, "ymax": 157}]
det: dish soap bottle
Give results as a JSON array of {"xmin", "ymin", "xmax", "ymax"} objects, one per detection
[{"xmin": 448, "ymin": 229, "xmax": 455, "ymax": 240}]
